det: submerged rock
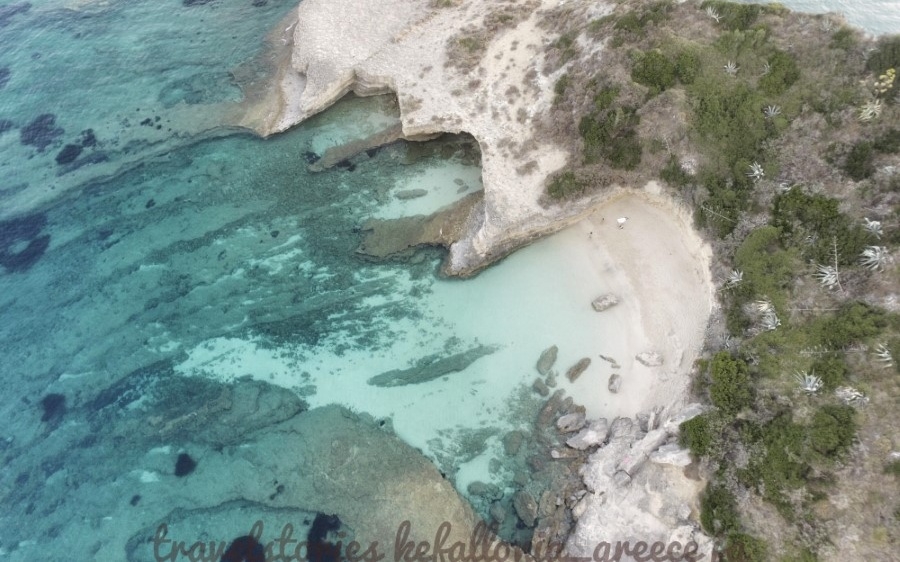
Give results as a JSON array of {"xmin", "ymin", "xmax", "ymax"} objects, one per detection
[
  {"xmin": 512, "ymin": 491, "xmax": 538, "ymax": 527},
  {"xmin": 502, "ymin": 430, "xmax": 524, "ymax": 456},
  {"xmin": 367, "ymin": 344, "xmax": 497, "ymax": 387},
  {"xmin": 536, "ymin": 345, "xmax": 558, "ymax": 375},
  {"xmin": 566, "ymin": 358, "xmax": 591, "ymax": 382},
  {"xmin": 532, "ymin": 378, "xmax": 549, "ymax": 396},
  {"xmin": 591, "ymin": 294, "xmax": 619, "ymax": 312},
  {"xmin": 394, "ymin": 188, "xmax": 428, "ymax": 200}
]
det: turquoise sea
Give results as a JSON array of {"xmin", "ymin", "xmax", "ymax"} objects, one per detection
[{"xmin": 0, "ymin": 1, "xmax": 895, "ymax": 560}]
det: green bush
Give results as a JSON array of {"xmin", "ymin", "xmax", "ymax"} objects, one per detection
[
  {"xmin": 732, "ymin": 226, "xmax": 797, "ymax": 310},
  {"xmin": 809, "ymin": 405, "xmax": 856, "ymax": 458},
  {"xmin": 631, "ymin": 50, "xmax": 677, "ymax": 94},
  {"xmin": 546, "ymin": 170, "xmax": 585, "ymax": 199},
  {"xmin": 660, "ymin": 155, "xmax": 692, "ymax": 187},
  {"xmin": 809, "ymin": 302, "xmax": 887, "ymax": 349},
  {"xmin": 724, "ymin": 533, "xmax": 767, "ymax": 562},
  {"xmin": 579, "ymin": 104, "xmax": 642, "ymax": 169},
  {"xmin": 885, "ymin": 459, "xmax": 900, "ymax": 477},
  {"xmin": 675, "ymin": 50, "xmax": 702, "ymax": 84},
  {"xmin": 844, "ymin": 141, "xmax": 875, "ymax": 180},
  {"xmin": 809, "ymin": 354, "xmax": 848, "ymax": 390},
  {"xmin": 709, "ymin": 352, "xmax": 753, "ymax": 415},
  {"xmin": 690, "ymin": 78, "xmax": 769, "ymax": 169},
  {"xmin": 830, "ymin": 27, "xmax": 856, "ymax": 50},
  {"xmin": 700, "ymin": 484, "xmax": 740, "ymax": 535},
  {"xmin": 747, "ymin": 413, "xmax": 809, "ymax": 514},
  {"xmin": 680, "ymin": 414, "xmax": 713, "ymax": 457},
  {"xmin": 759, "ymin": 50, "xmax": 800, "ymax": 95},
  {"xmin": 772, "ymin": 189, "xmax": 869, "ymax": 265},
  {"xmin": 874, "ymin": 129, "xmax": 900, "ymax": 153}
]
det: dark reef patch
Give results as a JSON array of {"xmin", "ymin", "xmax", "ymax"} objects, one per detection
[
  {"xmin": 0, "ymin": 67, "xmax": 10, "ymax": 89},
  {"xmin": 307, "ymin": 513, "xmax": 342, "ymax": 562},
  {"xmin": 20, "ymin": 114, "xmax": 64, "ymax": 152},
  {"xmin": 303, "ymin": 151, "xmax": 320, "ymax": 164},
  {"xmin": 40, "ymin": 393, "xmax": 66, "ymax": 424},
  {"xmin": 0, "ymin": 119, "xmax": 14, "ymax": 134},
  {"xmin": 174, "ymin": 452, "xmax": 197, "ymax": 477},
  {"xmin": 0, "ymin": 3, "xmax": 30, "ymax": 28},
  {"xmin": 0, "ymin": 212, "xmax": 51, "ymax": 273},
  {"xmin": 221, "ymin": 535, "xmax": 265, "ymax": 562},
  {"xmin": 55, "ymin": 143, "xmax": 82, "ymax": 165},
  {"xmin": 80, "ymin": 128, "xmax": 97, "ymax": 147}
]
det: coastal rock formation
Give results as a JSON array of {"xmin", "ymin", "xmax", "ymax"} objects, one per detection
[
  {"xmin": 565, "ymin": 357, "xmax": 591, "ymax": 382},
  {"xmin": 239, "ymin": 0, "xmax": 607, "ymax": 276},
  {"xmin": 591, "ymin": 294, "xmax": 619, "ymax": 312}
]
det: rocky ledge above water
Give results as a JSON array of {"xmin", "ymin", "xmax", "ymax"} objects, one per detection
[{"xmin": 238, "ymin": 0, "xmax": 610, "ymax": 276}]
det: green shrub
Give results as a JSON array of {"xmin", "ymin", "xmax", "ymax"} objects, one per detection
[
  {"xmin": 546, "ymin": 170, "xmax": 585, "ymax": 199},
  {"xmin": 680, "ymin": 414, "xmax": 713, "ymax": 457},
  {"xmin": 809, "ymin": 405, "xmax": 856, "ymax": 458},
  {"xmin": 579, "ymin": 104, "xmax": 642, "ymax": 169},
  {"xmin": 809, "ymin": 302, "xmax": 887, "ymax": 349},
  {"xmin": 748, "ymin": 413, "xmax": 809, "ymax": 514},
  {"xmin": 772, "ymin": 189, "xmax": 869, "ymax": 265},
  {"xmin": 554, "ymin": 74, "xmax": 570, "ymax": 103},
  {"xmin": 689, "ymin": 78, "xmax": 769, "ymax": 169},
  {"xmin": 675, "ymin": 50, "xmax": 702, "ymax": 84},
  {"xmin": 700, "ymin": 484, "xmax": 740, "ymax": 535},
  {"xmin": 809, "ymin": 354, "xmax": 848, "ymax": 390},
  {"xmin": 709, "ymin": 352, "xmax": 753, "ymax": 415},
  {"xmin": 885, "ymin": 459, "xmax": 900, "ymax": 477},
  {"xmin": 732, "ymin": 226, "xmax": 797, "ymax": 310},
  {"xmin": 830, "ymin": 27, "xmax": 856, "ymax": 50},
  {"xmin": 660, "ymin": 155, "xmax": 692, "ymax": 187},
  {"xmin": 632, "ymin": 50, "xmax": 677, "ymax": 94},
  {"xmin": 724, "ymin": 532, "xmax": 767, "ymax": 562},
  {"xmin": 844, "ymin": 141, "xmax": 875, "ymax": 180},
  {"xmin": 874, "ymin": 128, "xmax": 900, "ymax": 153},
  {"xmin": 759, "ymin": 50, "xmax": 800, "ymax": 95}
]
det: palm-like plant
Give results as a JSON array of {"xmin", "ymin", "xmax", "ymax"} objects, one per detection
[
  {"xmin": 763, "ymin": 105, "xmax": 781, "ymax": 119},
  {"xmin": 874, "ymin": 343, "xmax": 894, "ymax": 368},
  {"xmin": 858, "ymin": 99, "xmax": 883, "ymax": 122},
  {"xmin": 863, "ymin": 218, "xmax": 883, "ymax": 239},
  {"xmin": 726, "ymin": 269, "xmax": 744, "ymax": 288},
  {"xmin": 724, "ymin": 61, "xmax": 739, "ymax": 76},
  {"xmin": 794, "ymin": 371, "xmax": 823, "ymax": 393},
  {"xmin": 836, "ymin": 386, "xmax": 868, "ymax": 406},
  {"xmin": 814, "ymin": 264, "xmax": 839, "ymax": 289},
  {"xmin": 746, "ymin": 161, "xmax": 765, "ymax": 181},
  {"xmin": 860, "ymin": 245, "xmax": 889, "ymax": 271},
  {"xmin": 705, "ymin": 6, "xmax": 721, "ymax": 22}
]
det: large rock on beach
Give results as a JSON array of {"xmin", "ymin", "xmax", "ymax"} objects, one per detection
[
  {"xmin": 566, "ymin": 419, "xmax": 609, "ymax": 451},
  {"xmin": 556, "ymin": 412, "xmax": 586, "ymax": 433}
]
